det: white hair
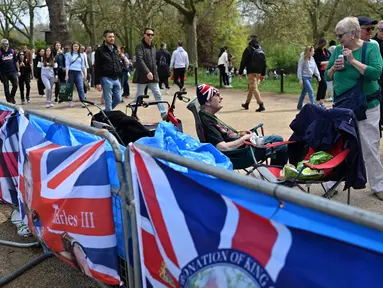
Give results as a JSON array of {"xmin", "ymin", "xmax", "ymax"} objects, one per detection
[{"xmin": 335, "ymin": 17, "xmax": 361, "ymax": 39}]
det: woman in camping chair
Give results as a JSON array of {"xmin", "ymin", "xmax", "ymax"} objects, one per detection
[{"xmin": 197, "ymin": 84, "xmax": 288, "ymax": 166}]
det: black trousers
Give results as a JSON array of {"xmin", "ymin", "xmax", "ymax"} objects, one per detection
[
  {"xmin": 316, "ymin": 71, "xmax": 327, "ymax": 101},
  {"xmin": 19, "ymin": 76, "xmax": 30, "ymax": 101},
  {"xmin": 173, "ymin": 68, "xmax": 185, "ymax": 89},
  {"xmin": 2, "ymin": 72, "xmax": 18, "ymax": 103},
  {"xmin": 54, "ymin": 72, "xmax": 66, "ymax": 99},
  {"xmin": 159, "ymin": 75, "xmax": 170, "ymax": 89},
  {"xmin": 37, "ymin": 78, "xmax": 45, "ymax": 95},
  {"xmin": 219, "ymin": 64, "xmax": 229, "ymax": 86}
]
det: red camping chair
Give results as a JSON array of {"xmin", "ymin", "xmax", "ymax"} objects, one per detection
[{"xmin": 256, "ymin": 133, "xmax": 352, "ymax": 204}]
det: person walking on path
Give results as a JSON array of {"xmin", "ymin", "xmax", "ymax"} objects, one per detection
[
  {"xmin": 0, "ymin": 39, "xmax": 19, "ymax": 104},
  {"xmin": 297, "ymin": 46, "xmax": 321, "ymax": 110},
  {"xmin": 314, "ymin": 37, "xmax": 330, "ymax": 108},
  {"xmin": 133, "ymin": 27, "xmax": 167, "ymax": 119},
  {"xmin": 218, "ymin": 46, "xmax": 230, "ymax": 88},
  {"xmin": 239, "ymin": 35, "xmax": 267, "ymax": 112},
  {"xmin": 326, "ymin": 40, "xmax": 337, "ymax": 102},
  {"xmin": 53, "ymin": 41, "xmax": 66, "ymax": 103},
  {"xmin": 17, "ymin": 51, "xmax": 32, "ymax": 104},
  {"xmin": 94, "ymin": 30, "xmax": 123, "ymax": 111},
  {"xmin": 65, "ymin": 42, "xmax": 87, "ymax": 108},
  {"xmin": 38, "ymin": 47, "xmax": 58, "ymax": 108},
  {"xmin": 156, "ymin": 42, "xmax": 171, "ymax": 94},
  {"xmin": 33, "ymin": 48, "xmax": 45, "ymax": 97},
  {"xmin": 170, "ymin": 41, "xmax": 189, "ymax": 91}
]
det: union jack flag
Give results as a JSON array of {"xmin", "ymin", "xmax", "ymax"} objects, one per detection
[
  {"xmin": 17, "ymin": 114, "xmax": 120, "ymax": 285},
  {"xmin": 0, "ymin": 110, "xmax": 19, "ymax": 204},
  {"xmin": 131, "ymin": 147, "xmax": 383, "ymax": 288}
]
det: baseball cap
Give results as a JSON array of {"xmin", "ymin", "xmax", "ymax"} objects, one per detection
[
  {"xmin": 197, "ymin": 84, "xmax": 219, "ymax": 106},
  {"xmin": 358, "ymin": 16, "xmax": 378, "ymax": 26}
]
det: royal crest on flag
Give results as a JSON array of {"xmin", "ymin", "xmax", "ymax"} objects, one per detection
[{"xmin": 131, "ymin": 147, "xmax": 383, "ymax": 288}]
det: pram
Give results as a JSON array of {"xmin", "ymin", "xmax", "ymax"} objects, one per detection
[{"xmin": 84, "ymin": 91, "xmax": 190, "ymax": 146}]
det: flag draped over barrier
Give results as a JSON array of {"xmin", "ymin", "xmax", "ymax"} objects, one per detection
[
  {"xmin": 0, "ymin": 111, "xmax": 121, "ymax": 286},
  {"xmin": 131, "ymin": 147, "xmax": 383, "ymax": 288},
  {"xmin": 0, "ymin": 110, "xmax": 18, "ymax": 204}
]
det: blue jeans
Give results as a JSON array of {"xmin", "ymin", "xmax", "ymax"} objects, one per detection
[
  {"xmin": 101, "ymin": 77, "xmax": 122, "ymax": 111},
  {"xmin": 135, "ymin": 83, "xmax": 167, "ymax": 117},
  {"xmin": 298, "ymin": 77, "xmax": 315, "ymax": 109},
  {"xmin": 69, "ymin": 70, "xmax": 85, "ymax": 101}
]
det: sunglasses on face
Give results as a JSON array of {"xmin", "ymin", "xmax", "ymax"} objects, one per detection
[
  {"xmin": 336, "ymin": 32, "xmax": 349, "ymax": 39},
  {"xmin": 146, "ymin": 33, "xmax": 154, "ymax": 37},
  {"xmin": 362, "ymin": 27, "xmax": 374, "ymax": 32}
]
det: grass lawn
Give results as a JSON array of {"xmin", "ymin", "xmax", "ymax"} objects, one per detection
[{"xmin": 184, "ymin": 72, "xmax": 319, "ymax": 95}]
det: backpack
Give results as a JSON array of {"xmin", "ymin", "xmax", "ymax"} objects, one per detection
[
  {"xmin": 159, "ymin": 54, "xmax": 168, "ymax": 68},
  {"xmin": 251, "ymin": 46, "xmax": 266, "ymax": 68}
]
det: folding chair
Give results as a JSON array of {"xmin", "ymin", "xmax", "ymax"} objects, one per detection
[{"xmin": 187, "ymin": 98, "xmax": 282, "ymax": 176}]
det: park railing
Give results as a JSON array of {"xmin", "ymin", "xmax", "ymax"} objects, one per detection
[{"xmin": 1, "ymin": 101, "xmax": 383, "ymax": 288}]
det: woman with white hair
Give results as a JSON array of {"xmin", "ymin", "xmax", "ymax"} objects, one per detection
[{"xmin": 325, "ymin": 16, "xmax": 383, "ymax": 200}]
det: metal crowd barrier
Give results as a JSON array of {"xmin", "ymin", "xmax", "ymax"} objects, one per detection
[
  {"xmin": 0, "ymin": 101, "xmax": 131, "ymax": 288},
  {"xmin": 124, "ymin": 143, "xmax": 383, "ymax": 287}
]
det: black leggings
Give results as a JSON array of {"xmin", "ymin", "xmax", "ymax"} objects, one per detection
[
  {"xmin": 316, "ymin": 71, "xmax": 327, "ymax": 101},
  {"xmin": 219, "ymin": 64, "xmax": 229, "ymax": 86}
]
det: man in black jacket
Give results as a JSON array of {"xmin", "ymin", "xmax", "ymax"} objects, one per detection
[
  {"xmin": 133, "ymin": 28, "xmax": 167, "ymax": 120},
  {"xmin": 238, "ymin": 35, "xmax": 267, "ymax": 112},
  {"xmin": 95, "ymin": 30, "xmax": 124, "ymax": 111},
  {"xmin": 156, "ymin": 42, "xmax": 171, "ymax": 94},
  {"xmin": 0, "ymin": 39, "xmax": 19, "ymax": 103}
]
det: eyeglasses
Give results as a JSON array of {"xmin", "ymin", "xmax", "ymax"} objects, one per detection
[
  {"xmin": 336, "ymin": 32, "xmax": 349, "ymax": 39},
  {"xmin": 361, "ymin": 27, "xmax": 375, "ymax": 32},
  {"xmin": 146, "ymin": 33, "xmax": 154, "ymax": 37}
]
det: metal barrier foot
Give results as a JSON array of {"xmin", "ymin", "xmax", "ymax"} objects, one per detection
[
  {"xmin": 0, "ymin": 250, "xmax": 53, "ymax": 287},
  {"xmin": 0, "ymin": 240, "xmax": 40, "ymax": 248}
]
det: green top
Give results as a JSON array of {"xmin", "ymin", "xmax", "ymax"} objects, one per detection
[{"xmin": 325, "ymin": 42, "xmax": 383, "ymax": 109}]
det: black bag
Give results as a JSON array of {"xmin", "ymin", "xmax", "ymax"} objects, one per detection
[
  {"xmin": 334, "ymin": 42, "xmax": 368, "ymax": 121},
  {"xmin": 58, "ymin": 82, "xmax": 74, "ymax": 102},
  {"xmin": 251, "ymin": 46, "xmax": 266, "ymax": 68}
]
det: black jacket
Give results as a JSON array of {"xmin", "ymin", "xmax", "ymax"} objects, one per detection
[
  {"xmin": 288, "ymin": 104, "xmax": 366, "ymax": 190},
  {"xmin": 239, "ymin": 39, "xmax": 266, "ymax": 76},
  {"xmin": 18, "ymin": 59, "xmax": 31, "ymax": 80},
  {"xmin": 54, "ymin": 52, "xmax": 66, "ymax": 77},
  {"xmin": 133, "ymin": 39, "xmax": 158, "ymax": 84},
  {"xmin": 33, "ymin": 55, "xmax": 42, "ymax": 78},
  {"xmin": 156, "ymin": 49, "xmax": 171, "ymax": 77},
  {"xmin": 314, "ymin": 48, "xmax": 330, "ymax": 74},
  {"xmin": 94, "ymin": 43, "xmax": 122, "ymax": 85}
]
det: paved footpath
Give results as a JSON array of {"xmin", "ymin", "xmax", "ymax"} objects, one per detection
[{"xmin": 1, "ymin": 82, "xmax": 383, "ymax": 287}]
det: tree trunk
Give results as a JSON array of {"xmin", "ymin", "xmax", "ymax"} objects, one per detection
[
  {"xmin": 185, "ymin": 14, "xmax": 198, "ymax": 69},
  {"xmin": 29, "ymin": 4, "xmax": 35, "ymax": 47},
  {"xmin": 89, "ymin": 0, "xmax": 96, "ymax": 46},
  {"xmin": 46, "ymin": 0, "xmax": 71, "ymax": 45}
]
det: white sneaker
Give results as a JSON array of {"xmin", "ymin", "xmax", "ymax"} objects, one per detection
[
  {"xmin": 45, "ymin": 103, "xmax": 50, "ymax": 108},
  {"xmin": 49, "ymin": 103, "xmax": 54, "ymax": 107},
  {"xmin": 11, "ymin": 209, "xmax": 22, "ymax": 226},
  {"xmin": 17, "ymin": 222, "xmax": 32, "ymax": 238},
  {"xmin": 325, "ymin": 97, "xmax": 333, "ymax": 102}
]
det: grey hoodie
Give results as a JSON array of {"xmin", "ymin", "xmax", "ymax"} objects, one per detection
[
  {"xmin": 170, "ymin": 47, "xmax": 189, "ymax": 70},
  {"xmin": 297, "ymin": 52, "xmax": 321, "ymax": 81}
]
